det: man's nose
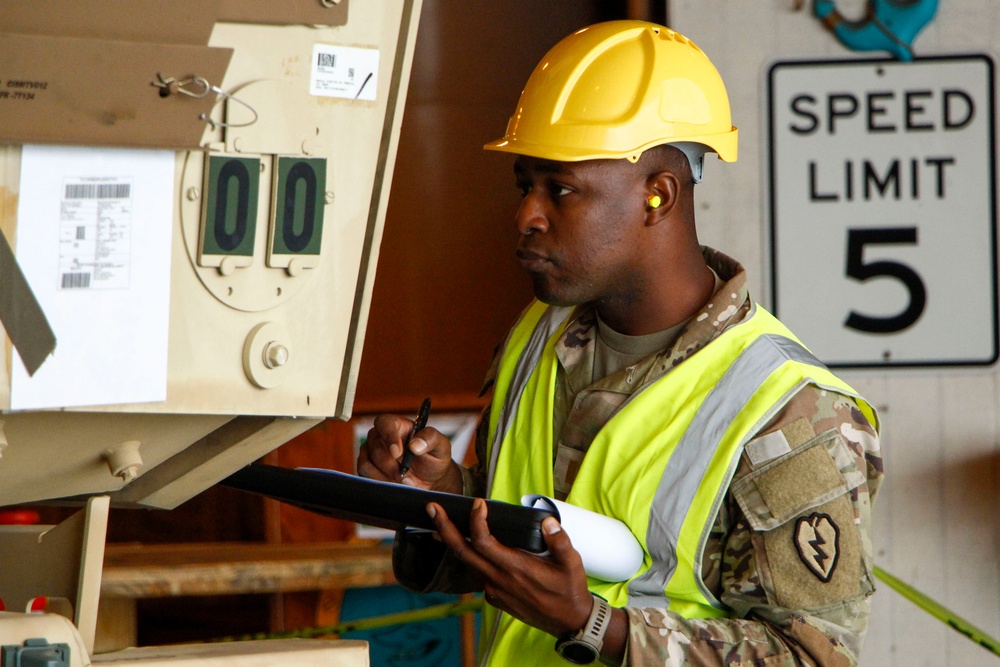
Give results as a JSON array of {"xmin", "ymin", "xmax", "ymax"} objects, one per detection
[{"xmin": 515, "ymin": 192, "xmax": 549, "ymax": 235}]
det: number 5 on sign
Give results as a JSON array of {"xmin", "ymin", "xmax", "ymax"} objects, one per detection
[{"xmin": 844, "ymin": 227, "xmax": 927, "ymax": 334}]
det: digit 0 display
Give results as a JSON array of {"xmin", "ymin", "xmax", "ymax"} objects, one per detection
[
  {"xmin": 199, "ymin": 154, "xmax": 261, "ymax": 269},
  {"xmin": 268, "ymin": 156, "xmax": 327, "ymax": 272}
]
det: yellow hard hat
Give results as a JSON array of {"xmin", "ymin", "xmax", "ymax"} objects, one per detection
[{"xmin": 484, "ymin": 21, "xmax": 738, "ymax": 176}]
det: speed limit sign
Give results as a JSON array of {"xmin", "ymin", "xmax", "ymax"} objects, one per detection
[{"xmin": 768, "ymin": 56, "xmax": 997, "ymax": 367}]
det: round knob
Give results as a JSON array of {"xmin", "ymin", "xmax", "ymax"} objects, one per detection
[
  {"xmin": 105, "ymin": 440, "xmax": 143, "ymax": 483},
  {"xmin": 287, "ymin": 257, "xmax": 306, "ymax": 277},
  {"xmin": 243, "ymin": 322, "xmax": 291, "ymax": 389},
  {"xmin": 263, "ymin": 342, "xmax": 289, "ymax": 369},
  {"xmin": 219, "ymin": 256, "xmax": 238, "ymax": 276}
]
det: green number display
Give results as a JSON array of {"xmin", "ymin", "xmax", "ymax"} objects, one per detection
[
  {"xmin": 202, "ymin": 155, "xmax": 261, "ymax": 257},
  {"xmin": 271, "ymin": 157, "xmax": 326, "ymax": 256}
]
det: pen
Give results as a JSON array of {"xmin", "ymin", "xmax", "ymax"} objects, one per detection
[{"xmin": 400, "ymin": 397, "xmax": 431, "ymax": 476}]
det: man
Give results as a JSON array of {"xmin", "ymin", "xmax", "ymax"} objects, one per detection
[{"xmin": 358, "ymin": 21, "xmax": 882, "ymax": 666}]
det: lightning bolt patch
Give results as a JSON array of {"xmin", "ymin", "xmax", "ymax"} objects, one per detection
[{"xmin": 794, "ymin": 513, "xmax": 840, "ymax": 582}]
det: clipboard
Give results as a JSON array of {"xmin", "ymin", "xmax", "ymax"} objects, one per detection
[{"xmin": 221, "ymin": 463, "xmax": 557, "ymax": 554}]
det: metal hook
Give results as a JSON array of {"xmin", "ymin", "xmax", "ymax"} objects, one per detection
[
  {"xmin": 197, "ymin": 79, "xmax": 259, "ymax": 129},
  {"xmin": 152, "ymin": 73, "xmax": 209, "ymax": 98},
  {"xmin": 174, "ymin": 76, "xmax": 212, "ymax": 98},
  {"xmin": 152, "ymin": 73, "xmax": 258, "ymax": 129},
  {"xmin": 189, "ymin": 76, "xmax": 259, "ymax": 130},
  {"xmin": 152, "ymin": 73, "xmax": 178, "ymax": 98}
]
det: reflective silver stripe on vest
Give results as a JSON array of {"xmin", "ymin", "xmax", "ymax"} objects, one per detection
[
  {"xmin": 486, "ymin": 305, "xmax": 572, "ymax": 498},
  {"xmin": 628, "ymin": 333, "xmax": 827, "ymax": 609}
]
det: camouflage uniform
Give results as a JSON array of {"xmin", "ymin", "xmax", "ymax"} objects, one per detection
[{"xmin": 394, "ymin": 247, "xmax": 883, "ymax": 666}]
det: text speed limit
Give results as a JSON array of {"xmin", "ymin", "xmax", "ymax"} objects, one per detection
[{"xmin": 768, "ymin": 56, "xmax": 997, "ymax": 368}]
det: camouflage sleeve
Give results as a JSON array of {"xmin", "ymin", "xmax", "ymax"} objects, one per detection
[{"xmin": 624, "ymin": 384, "xmax": 883, "ymax": 666}]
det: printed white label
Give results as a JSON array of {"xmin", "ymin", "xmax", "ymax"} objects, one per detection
[
  {"xmin": 58, "ymin": 176, "xmax": 133, "ymax": 290},
  {"xmin": 14, "ymin": 145, "xmax": 174, "ymax": 410},
  {"xmin": 310, "ymin": 44, "xmax": 380, "ymax": 101}
]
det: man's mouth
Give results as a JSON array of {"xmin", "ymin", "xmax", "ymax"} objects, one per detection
[{"xmin": 516, "ymin": 249, "xmax": 550, "ymax": 272}]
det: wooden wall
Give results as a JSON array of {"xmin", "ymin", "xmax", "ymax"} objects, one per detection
[
  {"xmin": 355, "ymin": 1, "xmax": 622, "ymax": 408},
  {"xmin": 670, "ymin": 2, "xmax": 1000, "ymax": 665}
]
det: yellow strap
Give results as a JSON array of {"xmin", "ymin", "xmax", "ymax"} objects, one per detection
[{"xmin": 874, "ymin": 566, "xmax": 1000, "ymax": 657}]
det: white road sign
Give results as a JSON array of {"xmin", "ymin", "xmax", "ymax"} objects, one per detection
[{"xmin": 768, "ymin": 56, "xmax": 997, "ymax": 368}]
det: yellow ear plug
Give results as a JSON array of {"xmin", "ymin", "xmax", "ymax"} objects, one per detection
[{"xmin": 647, "ymin": 195, "xmax": 662, "ymax": 209}]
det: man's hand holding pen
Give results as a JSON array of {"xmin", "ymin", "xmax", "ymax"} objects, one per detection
[{"xmin": 357, "ymin": 399, "xmax": 465, "ymax": 495}]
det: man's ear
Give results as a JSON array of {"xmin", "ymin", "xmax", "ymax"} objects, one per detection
[{"xmin": 644, "ymin": 170, "xmax": 682, "ymax": 226}]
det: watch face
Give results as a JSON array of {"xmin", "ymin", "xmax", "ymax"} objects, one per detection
[{"xmin": 558, "ymin": 640, "xmax": 599, "ymax": 665}]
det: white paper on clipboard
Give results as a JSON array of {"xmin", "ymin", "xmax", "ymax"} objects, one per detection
[
  {"xmin": 11, "ymin": 145, "xmax": 175, "ymax": 410},
  {"xmin": 522, "ymin": 495, "xmax": 644, "ymax": 582}
]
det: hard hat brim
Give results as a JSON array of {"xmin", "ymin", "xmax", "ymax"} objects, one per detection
[{"xmin": 483, "ymin": 128, "xmax": 738, "ymax": 164}]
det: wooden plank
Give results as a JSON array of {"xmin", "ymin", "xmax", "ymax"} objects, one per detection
[
  {"xmin": 102, "ymin": 541, "xmax": 394, "ymax": 599},
  {"xmin": 0, "ymin": 34, "xmax": 232, "ymax": 149},
  {"xmin": 0, "ymin": 0, "xmax": 220, "ymax": 45},
  {"xmin": 92, "ymin": 639, "xmax": 369, "ymax": 665},
  {"xmin": 95, "ymin": 596, "xmax": 137, "ymax": 653},
  {"xmin": 217, "ymin": 0, "xmax": 348, "ymax": 26}
]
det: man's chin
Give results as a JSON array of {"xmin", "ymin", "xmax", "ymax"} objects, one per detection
[
  {"xmin": 526, "ymin": 274, "xmax": 589, "ymax": 307},
  {"xmin": 532, "ymin": 288, "xmax": 582, "ymax": 308}
]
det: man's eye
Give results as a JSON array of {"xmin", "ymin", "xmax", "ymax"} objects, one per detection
[
  {"xmin": 552, "ymin": 184, "xmax": 573, "ymax": 197},
  {"xmin": 516, "ymin": 182, "xmax": 531, "ymax": 197}
]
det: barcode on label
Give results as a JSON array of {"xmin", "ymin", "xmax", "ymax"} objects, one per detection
[
  {"xmin": 61, "ymin": 272, "xmax": 91, "ymax": 289},
  {"xmin": 64, "ymin": 183, "xmax": 131, "ymax": 200},
  {"xmin": 317, "ymin": 53, "xmax": 336, "ymax": 68}
]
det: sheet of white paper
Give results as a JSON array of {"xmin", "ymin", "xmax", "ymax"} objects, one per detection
[
  {"xmin": 522, "ymin": 494, "xmax": 645, "ymax": 582},
  {"xmin": 11, "ymin": 145, "xmax": 175, "ymax": 410}
]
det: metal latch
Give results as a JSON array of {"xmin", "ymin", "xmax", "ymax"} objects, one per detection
[{"xmin": 1, "ymin": 638, "xmax": 70, "ymax": 667}]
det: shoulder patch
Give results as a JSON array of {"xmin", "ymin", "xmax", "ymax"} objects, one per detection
[{"xmin": 794, "ymin": 512, "xmax": 840, "ymax": 582}]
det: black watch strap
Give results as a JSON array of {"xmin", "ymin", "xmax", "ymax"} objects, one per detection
[{"xmin": 555, "ymin": 594, "xmax": 611, "ymax": 664}]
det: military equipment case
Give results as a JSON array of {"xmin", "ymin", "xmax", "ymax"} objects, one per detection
[{"xmin": 0, "ymin": 1, "xmax": 423, "ymax": 664}]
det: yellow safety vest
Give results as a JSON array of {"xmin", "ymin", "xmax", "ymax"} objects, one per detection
[{"xmin": 478, "ymin": 300, "xmax": 877, "ymax": 666}]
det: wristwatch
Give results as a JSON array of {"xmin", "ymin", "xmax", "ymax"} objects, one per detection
[{"xmin": 554, "ymin": 594, "xmax": 611, "ymax": 664}]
